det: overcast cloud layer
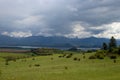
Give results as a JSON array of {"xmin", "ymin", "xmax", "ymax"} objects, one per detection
[{"xmin": 0, "ymin": 0, "xmax": 120, "ymax": 38}]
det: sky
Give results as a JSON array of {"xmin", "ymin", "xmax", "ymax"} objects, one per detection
[{"xmin": 0, "ymin": 0, "xmax": 120, "ymax": 38}]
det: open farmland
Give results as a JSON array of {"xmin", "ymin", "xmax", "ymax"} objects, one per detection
[{"xmin": 0, "ymin": 51, "xmax": 120, "ymax": 80}]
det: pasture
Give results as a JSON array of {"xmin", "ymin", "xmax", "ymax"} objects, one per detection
[{"xmin": 0, "ymin": 52, "xmax": 120, "ymax": 80}]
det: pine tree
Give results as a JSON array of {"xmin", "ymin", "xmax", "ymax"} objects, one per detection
[
  {"xmin": 102, "ymin": 42, "xmax": 108, "ymax": 50},
  {"xmin": 109, "ymin": 36, "xmax": 117, "ymax": 48},
  {"xmin": 109, "ymin": 36, "xmax": 117, "ymax": 52}
]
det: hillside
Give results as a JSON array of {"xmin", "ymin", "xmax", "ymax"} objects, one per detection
[{"xmin": 0, "ymin": 35, "xmax": 120, "ymax": 48}]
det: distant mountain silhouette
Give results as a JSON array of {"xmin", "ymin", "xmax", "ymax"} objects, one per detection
[{"xmin": 0, "ymin": 35, "xmax": 120, "ymax": 48}]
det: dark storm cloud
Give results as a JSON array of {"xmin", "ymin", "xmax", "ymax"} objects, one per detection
[{"xmin": 0, "ymin": 0, "xmax": 120, "ymax": 38}]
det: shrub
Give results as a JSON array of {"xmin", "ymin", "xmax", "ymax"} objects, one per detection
[
  {"xmin": 78, "ymin": 58, "xmax": 81, "ymax": 61},
  {"xmin": 89, "ymin": 55, "xmax": 96, "ymax": 59},
  {"xmin": 96, "ymin": 55, "xmax": 104, "ymax": 59},
  {"xmin": 4, "ymin": 56, "xmax": 16, "ymax": 62},
  {"xmin": 21, "ymin": 59, "xmax": 27, "ymax": 62},
  {"xmin": 83, "ymin": 56, "xmax": 86, "ymax": 59},
  {"xmin": 66, "ymin": 53, "xmax": 73, "ymax": 58},
  {"xmin": 113, "ymin": 59, "xmax": 116, "ymax": 63},
  {"xmin": 82, "ymin": 53, "xmax": 85, "ymax": 55},
  {"xmin": 97, "ymin": 56, "xmax": 104, "ymax": 59},
  {"xmin": 5, "ymin": 60, "xmax": 9, "ymax": 65},
  {"xmin": 95, "ymin": 52, "xmax": 105, "ymax": 59},
  {"xmin": 62, "ymin": 54, "xmax": 66, "ymax": 57},
  {"xmin": 64, "ymin": 66, "xmax": 68, "ymax": 70},
  {"xmin": 58, "ymin": 56, "xmax": 62, "ymax": 58},
  {"xmin": 113, "ymin": 48, "xmax": 118, "ymax": 53},
  {"xmin": 34, "ymin": 64, "xmax": 40, "ymax": 67},
  {"xmin": 32, "ymin": 58, "xmax": 35, "ymax": 60},
  {"xmin": 110, "ymin": 55, "xmax": 117, "ymax": 59},
  {"xmin": 73, "ymin": 57, "xmax": 78, "ymax": 61},
  {"xmin": 29, "ymin": 64, "xmax": 32, "ymax": 67},
  {"xmin": 4, "ymin": 56, "xmax": 17, "ymax": 65},
  {"xmin": 51, "ymin": 58, "xmax": 53, "ymax": 60}
]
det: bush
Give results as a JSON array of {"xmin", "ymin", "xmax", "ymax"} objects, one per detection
[
  {"xmin": 58, "ymin": 56, "xmax": 62, "ymax": 58},
  {"xmin": 96, "ymin": 55, "xmax": 104, "ymax": 59},
  {"xmin": 96, "ymin": 50, "xmax": 106, "ymax": 54},
  {"xmin": 5, "ymin": 60, "xmax": 9, "ymax": 65},
  {"xmin": 29, "ymin": 64, "xmax": 32, "ymax": 67},
  {"xmin": 97, "ymin": 56, "xmax": 104, "ymax": 59},
  {"xmin": 34, "ymin": 64, "xmax": 40, "ymax": 67},
  {"xmin": 4, "ymin": 56, "xmax": 16, "ymax": 62},
  {"xmin": 64, "ymin": 66, "xmax": 68, "ymax": 70},
  {"xmin": 82, "ymin": 53, "xmax": 85, "ymax": 55},
  {"xmin": 32, "ymin": 58, "xmax": 35, "ymax": 60},
  {"xmin": 95, "ymin": 51, "xmax": 105, "ymax": 59},
  {"xmin": 113, "ymin": 59, "xmax": 116, "ymax": 63},
  {"xmin": 89, "ymin": 55, "xmax": 96, "ymax": 59},
  {"xmin": 73, "ymin": 57, "xmax": 78, "ymax": 61},
  {"xmin": 51, "ymin": 58, "xmax": 53, "ymax": 60},
  {"xmin": 62, "ymin": 54, "xmax": 66, "ymax": 57},
  {"xmin": 108, "ymin": 47, "xmax": 120, "ymax": 54},
  {"xmin": 110, "ymin": 48, "xmax": 119, "ymax": 54},
  {"xmin": 83, "ymin": 55, "xmax": 86, "ymax": 59},
  {"xmin": 110, "ymin": 55, "xmax": 117, "ymax": 59},
  {"xmin": 78, "ymin": 58, "xmax": 81, "ymax": 61},
  {"xmin": 4, "ymin": 56, "xmax": 17, "ymax": 65},
  {"xmin": 66, "ymin": 54, "xmax": 73, "ymax": 58}
]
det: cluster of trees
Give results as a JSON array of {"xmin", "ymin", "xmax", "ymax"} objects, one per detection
[
  {"xmin": 89, "ymin": 36, "xmax": 119, "ymax": 60},
  {"xmin": 102, "ymin": 36, "xmax": 116, "ymax": 50},
  {"xmin": 102, "ymin": 36, "xmax": 120, "ymax": 54}
]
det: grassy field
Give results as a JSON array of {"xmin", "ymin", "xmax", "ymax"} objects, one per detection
[{"xmin": 0, "ymin": 52, "xmax": 120, "ymax": 80}]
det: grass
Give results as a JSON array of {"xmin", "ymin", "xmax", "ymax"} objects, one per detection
[
  {"xmin": 0, "ymin": 52, "xmax": 31, "ymax": 58},
  {"xmin": 0, "ymin": 52, "xmax": 120, "ymax": 80}
]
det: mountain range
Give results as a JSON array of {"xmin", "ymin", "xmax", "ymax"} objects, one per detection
[{"xmin": 0, "ymin": 35, "xmax": 120, "ymax": 48}]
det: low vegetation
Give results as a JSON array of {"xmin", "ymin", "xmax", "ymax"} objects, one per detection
[
  {"xmin": 0, "ymin": 36, "xmax": 120, "ymax": 80},
  {"xmin": 0, "ymin": 51, "xmax": 120, "ymax": 80},
  {"xmin": 31, "ymin": 48, "xmax": 63, "ymax": 56},
  {"xmin": 89, "ymin": 36, "xmax": 120, "ymax": 60}
]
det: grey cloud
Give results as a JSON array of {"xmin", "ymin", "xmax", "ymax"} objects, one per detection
[{"xmin": 0, "ymin": 0, "xmax": 120, "ymax": 38}]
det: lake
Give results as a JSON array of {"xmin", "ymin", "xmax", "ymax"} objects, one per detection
[{"xmin": 0, "ymin": 46, "xmax": 100, "ymax": 51}]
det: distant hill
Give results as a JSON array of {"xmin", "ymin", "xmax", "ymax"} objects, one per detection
[{"xmin": 0, "ymin": 35, "xmax": 120, "ymax": 48}]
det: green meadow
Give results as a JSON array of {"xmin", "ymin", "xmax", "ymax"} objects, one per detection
[{"xmin": 0, "ymin": 52, "xmax": 120, "ymax": 80}]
